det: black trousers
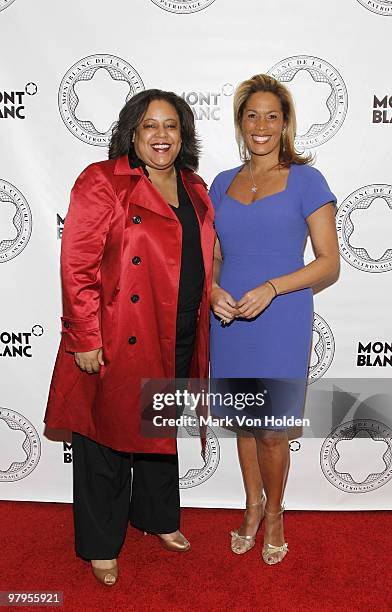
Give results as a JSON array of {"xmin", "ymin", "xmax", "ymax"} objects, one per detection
[{"xmin": 72, "ymin": 309, "xmax": 198, "ymax": 560}]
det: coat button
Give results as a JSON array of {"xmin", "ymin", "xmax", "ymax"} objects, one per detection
[
  {"xmin": 131, "ymin": 294, "xmax": 140, "ymax": 303},
  {"xmin": 132, "ymin": 215, "xmax": 142, "ymax": 224},
  {"xmin": 128, "ymin": 336, "xmax": 137, "ymax": 345},
  {"xmin": 63, "ymin": 321, "xmax": 70, "ymax": 329},
  {"xmin": 132, "ymin": 256, "xmax": 141, "ymax": 265}
]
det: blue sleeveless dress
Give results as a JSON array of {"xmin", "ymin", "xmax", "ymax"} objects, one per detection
[{"xmin": 209, "ymin": 163, "xmax": 336, "ymax": 425}]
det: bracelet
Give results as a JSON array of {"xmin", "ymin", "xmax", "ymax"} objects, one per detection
[{"xmin": 265, "ymin": 280, "xmax": 278, "ymax": 297}]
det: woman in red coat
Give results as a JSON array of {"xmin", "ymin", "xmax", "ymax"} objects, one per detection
[{"xmin": 44, "ymin": 90, "xmax": 215, "ymax": 586}]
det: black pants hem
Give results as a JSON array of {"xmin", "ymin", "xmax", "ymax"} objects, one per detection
[{"xmin": 129, "ymin": 521, "xmax": 180, "ymax": 535}]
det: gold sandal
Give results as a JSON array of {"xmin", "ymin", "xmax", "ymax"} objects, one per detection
[
  {"xmin": 91, "ymin": 561, "xmax": 118, "ymax": 586},
  {"xmin": 262, "ymin": 506, "xmax": 288, "ymax": 565},
  {"xmin": 230, "ymin": 494, "xmax": 266, "ymax": 555},
  {"xmin": 144, "ymin": 530, "xmax": 191, "ymax": 552}
]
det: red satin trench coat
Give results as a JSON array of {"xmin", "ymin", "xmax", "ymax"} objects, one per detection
[{"xmin": 44, "ymin": 155, "xmax": 215, "ymax": 454}]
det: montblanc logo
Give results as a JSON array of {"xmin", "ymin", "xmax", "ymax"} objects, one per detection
[
  {"xmin": 181, "ymin": 84, "xmax": 233, "ymax": 121},
  {"xmin": 150, "ymin": 0, "xmax": 216, "ymax": 13},
  {"xmin": 372, "ymin": 94, "xmax": 392, "ymax": 123},
  {"xmin": 58, "ymin": 54, "xmax": 144, "ymax": 146},
  {"xmin": 267, "ymin": 55, "xmax": 348, "ymax": 149},
  {"xmin": 336, "ymin": 184, "xmax": 392, "ymax": 273},
  {"xmin": 357, "ymin": 341, "xmax": 392, "ymax": 367},
  {"xmin": 0, "ymin": 84, "xmax": 38, "ymax": 119},
  {"xmin": 357, "ymin": 0, "xmax": 392, "ymax": 15},
  {"xmin": 289, "ymin": 440, "xmax": 301, "ymax": 452},
  {"xmin": 0, "ymin": 326, "xmax": 44, "ymax": 358},
  {"xmin": 0, "ymin": 408, "xmax": 41, "ymax": 482},
  {"xmin": 321, "ymin": 419, "xmax": 392, "ymax": 493},
  {"xmin": 63, "ymin": 441, "xmax": 72, "ymax": 463},
  {"xmin": 0, "ymin": 0, "xmax": 17, "ymax": 12},
  {"xmin": 57, "ymin": 214, "xmax": 65, "ymax": 239},
  {"xmin": 179, "ymin": 422, "xmax": 220, "ymax": 488},
  {"xmin": 308, "ymin": 313, "xmax": 335, "ymax": 383},
  {"xmin": 0, "ymin": 180, "xmax": 32, "ymax": 262}
]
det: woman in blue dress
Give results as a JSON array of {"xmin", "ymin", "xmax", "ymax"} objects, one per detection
[{"xmin": 210, "ymin": 74, "xmax": 339, "ymax": 564}]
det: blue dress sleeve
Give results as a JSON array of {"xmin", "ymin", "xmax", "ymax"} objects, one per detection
[
  {"xmin": 301, "ymin": 166, "xmax": 337, "ymax": 219},
  {"xmin": 208, "ymin": 175, "xmax": 221, "ymax": 212}
]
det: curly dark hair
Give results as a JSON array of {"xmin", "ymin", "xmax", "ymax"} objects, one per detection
[{"xmin": 108, "ymin": 89, "xmax": 200, "ymax": 170}]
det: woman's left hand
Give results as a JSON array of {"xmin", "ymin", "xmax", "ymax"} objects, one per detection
[{"xmin": 236, "ymin": 282, "xmax": 276, "ymax": 319}]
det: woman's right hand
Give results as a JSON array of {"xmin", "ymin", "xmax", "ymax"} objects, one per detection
[
  {"xmin": 211, "ymin": 285, "xmax": 238, "ymax": 324},
  {"xmin": 74, "ymin": 348, "xmax": 104, "ymax": 374}
]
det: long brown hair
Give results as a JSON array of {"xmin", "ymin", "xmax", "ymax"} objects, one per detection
[{"xmin": 233, "ymin": 74, "xmax": 312, "ymax": 167}]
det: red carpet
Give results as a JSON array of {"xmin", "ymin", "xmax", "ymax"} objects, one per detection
[{"xmin": 0, "ymin": 502, "xmax": 391, "ymax": 611}]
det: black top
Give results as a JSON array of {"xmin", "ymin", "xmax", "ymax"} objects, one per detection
[
  {"xmin": 127, "ymin": 152, "xmax": 204, "ymax": 313},
  {"xmin": 171, "ymin": 172, "xmax": 205, "ymax": 313}
]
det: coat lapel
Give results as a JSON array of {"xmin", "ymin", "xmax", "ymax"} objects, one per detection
[
  {"xmin": 114, "ymin": 155, "xmax": 212, "ymax": 224},
  {"xmin": 114, "ymin": 155, "xmax": 178, "ymax": 221},
  {"xmin": 181, "ymin": 168, "xmax": 210, "ymax": 227},
  {"xmin": 131, "ymin": 177, "xmax": 179, "ymax": 221}
]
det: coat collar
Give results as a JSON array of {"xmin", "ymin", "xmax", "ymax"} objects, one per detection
[
  {"xmin": 114, "ymin": 155, "xmax": 209, "ymax": 223},
  {"xmin": 114, "ymin": 154, "xmax": 141, "ymax": 176},
  {"xmin": 181, "ymin": 169, "xmax": 208, "ymax": 226}
]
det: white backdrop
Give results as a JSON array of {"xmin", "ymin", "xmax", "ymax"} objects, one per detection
[{"xmin": 0, "ymin": 0, "xmax": 391, "ymax": 509}]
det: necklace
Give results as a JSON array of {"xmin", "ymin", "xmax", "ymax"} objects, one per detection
[{"xmin": 248, "ymin": 161, "xmax": 258, "ymax": 193}]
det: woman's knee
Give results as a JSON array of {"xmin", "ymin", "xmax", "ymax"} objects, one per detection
[{"xmin": 255, "ymin": 430, "xmax": 288, "ymax": 449}]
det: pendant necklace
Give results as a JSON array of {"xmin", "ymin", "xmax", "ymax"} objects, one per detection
[{"xmin": 249, "ymin": 160, "xmax": 258, "ymax": 193}]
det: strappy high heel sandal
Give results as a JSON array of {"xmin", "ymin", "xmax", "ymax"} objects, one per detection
[
  {"xmin": 230, "ymin": 494, "xmax": 266, "ymax": 555},
  {"xmin": 262, "ymin": 505, "xmax": 289, "ymax": 565},
  {"xmin": 91, "ymin": 561, "xmax": 118, "ymax": 586}
]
